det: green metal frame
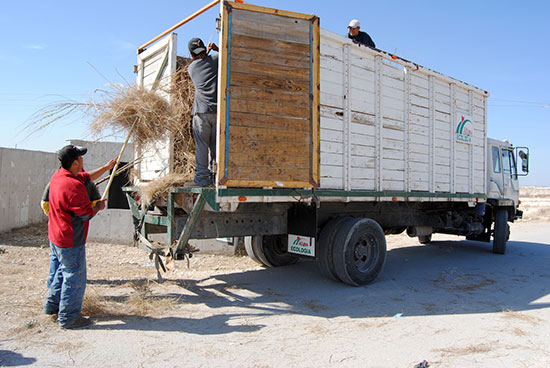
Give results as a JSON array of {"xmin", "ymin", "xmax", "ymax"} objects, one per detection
[
  {"xmin": 123, "ymin": 186, "xmax": 486, "ymax": 254},
  {"xmin": 217, "ymin": 188, "xmax": 486, "ymax": 200}
]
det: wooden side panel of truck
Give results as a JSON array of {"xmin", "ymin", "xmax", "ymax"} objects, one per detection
[
  {"xmin": 217, "ymin": 1, "xmax": 320, "ymax": 188},
  {"xmin": 319, "ymin": 30, "xmax": 487, "ymax": 196}
]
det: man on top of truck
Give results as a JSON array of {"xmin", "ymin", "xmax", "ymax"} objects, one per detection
[
  {"xmin": 187, "ymin": 37, "xmax": 219, "ymax": 187},
  {"xmin": 347, "ymin": 19, "xmax": 375, "ymax": 48}
]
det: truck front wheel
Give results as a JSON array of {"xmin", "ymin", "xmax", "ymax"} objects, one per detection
[
  {"xmin": 248, "ymin": 235, "xmax": 299, "ymax": 267},
  {"xmin": 332, "ymin": 218, "xmax": 387, "ymax": 286},
  {"xmin": 493, "ymin": 209, "xmax": 509, "ymax": 254}
]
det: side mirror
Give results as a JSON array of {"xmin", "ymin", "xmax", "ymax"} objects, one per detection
[{"xmin": 516, "ymin": 147, "xmax": 529, "ymax": 176}]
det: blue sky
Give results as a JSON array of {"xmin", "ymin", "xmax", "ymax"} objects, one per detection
[{"xmin": 1, "ymin": 0, "xmax": 549, "ymax": 186}]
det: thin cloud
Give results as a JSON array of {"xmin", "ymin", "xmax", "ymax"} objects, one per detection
[
  {"xmin": 116, "ymin": 40, "xmax": 137, "ymax": 52},
  {"xmin": 23, "ymin": 44, "xmax": 48, "ymax": 50}
]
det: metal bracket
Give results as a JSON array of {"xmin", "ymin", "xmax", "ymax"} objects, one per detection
[{"xmin": 171, "ymin": 193, "xmax": 206, "ymax": 260}]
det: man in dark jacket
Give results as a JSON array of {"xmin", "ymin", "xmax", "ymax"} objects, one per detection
[
  {"xmin": 347, "ymin": 19, "xmax": 376, "ymax": 48},
  {"xmin": 187, "ymin": 37, "xmax": 219, "ymax": 187},
  {"xmin": 43, "ymin": 145, "xmax": 114, "ymax": 329}
]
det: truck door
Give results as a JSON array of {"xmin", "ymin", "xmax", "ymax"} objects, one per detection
[
  {"xmin": 501, "ymin": 148, "xmax": 519, "ymax": 205},
  {"xmin": 488, "ymin": 145, "xmax": 504, "ymax": 199}
]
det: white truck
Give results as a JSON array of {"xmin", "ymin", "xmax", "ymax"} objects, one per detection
[{"xmin": 124, "ymin": 1, "xmax": 530, "ymax": 286}]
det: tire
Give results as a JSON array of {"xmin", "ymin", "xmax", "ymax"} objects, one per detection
[
  {"xmin": 251, "ymin": 235, "xmax": 299, "ymax": 267},
  {"xmin": 244, "ymin": 236, "xmax": 263, "ymax": 265},
  {"xmin": 317, "ymin": 217, "xmax": 351, "ymax": 282},
  {"xmin": 332, "ymin": 218, "xmax": 387, "ymax": 286},
  {"xmin": 418, "ymin": 234, "xmax": 432, "ymax": 244},
  {"xmin": 493, "ymin": 209, "xmax": 509, "ymax": 254}
]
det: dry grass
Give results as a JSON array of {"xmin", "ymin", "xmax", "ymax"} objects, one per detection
[
  {"xmin": 501, "ymin": 310, "xmax": 542, "ymax": 325},
  {"xmin": 170, "ymin": 59, "xmax": 196, "ymax": 176},
  {"xmin": 437, "ymin": 342, "xmax": 494, "ymax": 356},
  {"xmin": 519, "ymin": 186, "xmax": 550, "ymax": 221},
  {"xmin": 81, "ymin": 284, "xmax": 179, "ymax": 318},
  {"xmin": 89, "ymin": 85, "xmax": 173, "ymax": 144},
  {"xmin": 434, "ymin": 272, "xmax": 495, "ymax": 292},
  {"xmin": 81, "ymin": 287, "xmax": 113, "ymax": 316},
  {"xmin": 519, "ymin": 186, "xmax": 550, "ymax": 198},
  {"xmin": 512, "ymin": 327, "xmax": 527, "ymax": 336},
  {"xmin": 138, "ymin": 173, "xmax": 192, "ymax": 206},
  {"xmin": 26, "ymin": 60, "xmax": 197, "ymax": 200},
  {"xmin": 125, "ymin": 291, "xmax": 180, "ymax": 316}
]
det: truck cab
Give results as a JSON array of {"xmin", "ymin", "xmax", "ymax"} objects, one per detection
[
  {"xmin": 486, "ymin": 138, "xmax": 529, "ymax": 212},
  {"xmin": 481, "ymin": 138, "xmax": 529, "ymax": 254}
]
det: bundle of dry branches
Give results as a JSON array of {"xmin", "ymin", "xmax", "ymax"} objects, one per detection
[
  {"xmin": 169, "ymin": 58, "xmax": 196, "ymax": 175},
  {"xmin": 27, "ymin": 58, "xmax": 199, "ymax": 202},
  {"xmin": 139, "ymin": 173, "xmax": 190, "ymax": 205},
  {"xmin": 89, "ymin": 84, "xmax": 174, "ymax": 145}
]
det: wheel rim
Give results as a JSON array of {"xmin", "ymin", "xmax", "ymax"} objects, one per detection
[
  {"xmin": 266, "ymin": 235, "xmax": 287, "ymax": 256},
  {"xmin": 353, "ymin": 233, "xmax": 379, "ymax": 273}
]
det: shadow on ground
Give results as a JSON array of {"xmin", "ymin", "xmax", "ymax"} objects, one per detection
[
  {"xmin": 87, "ymin": 238, "xmax": 550, "ymax": 333},
  {"xmin": 0, "ymin": 350, "xmax": 36, "ymax": 366}
]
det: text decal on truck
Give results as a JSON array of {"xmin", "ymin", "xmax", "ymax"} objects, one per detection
[
  {"xmin": 456, "ymin": 115, "xmax": 473, "ymax": 143},
  {"xmin": 288, "ymin": 235, "xmax": 315, "ymax": 257}
]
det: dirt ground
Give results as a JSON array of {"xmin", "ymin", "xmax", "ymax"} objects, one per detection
[{"xmin": 1, "ymin": 196, "xmax": 549, "ymax": 367}]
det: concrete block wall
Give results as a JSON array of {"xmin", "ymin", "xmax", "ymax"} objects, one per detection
[
  {"xmin": 0, "ymin": 147, "xmax": 57, "ymax": 233},
  {"xmin": 0, "ymin": 141, "xmax": 135, "ymax": 245}
]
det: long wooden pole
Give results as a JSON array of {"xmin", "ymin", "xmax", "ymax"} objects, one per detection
[
  {"xmin": 101, "ymin": 120, "xmax": 137, "ymax": 201},
  {"xmin": 138, "ymin": 0, "xmax": 221, "ymax": 54},
  {"xmin": 95, "ymin": 156, "xmax": 143, "ymax": 185}
]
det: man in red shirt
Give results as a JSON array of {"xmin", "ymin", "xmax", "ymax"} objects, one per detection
[{"xmin": 44, "ymin": 145, "xmax": 115, "ymax": 329}]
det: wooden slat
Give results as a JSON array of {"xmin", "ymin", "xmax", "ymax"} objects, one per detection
[
  {"xmin": 230, "ymin": 98, "xmax": 309, "ymax": 118},
  {"xmin": 312, "ymin": 16, "xmax": 321, "ymax": 186},
  {"xmin": 217, "ymin": 3, "xmax": 231, "ymax": 184},
  {"xmin": 231, "ymin": 9, "xmax": 310, "ymax": 45},
  {"xmin": 231, "ymin": 34, "xmax": 310, "ymax": 58},
  {"xmin": 229, "ymin": 152, "xmax": 310, "ymax": 169},
  {"xmin": 228, "ymin": 1, "xmax": 316, "ymax": 21},
  {"xmin": 230, "ymin": 166, "xmax": 310, "ymax": 182},
  {"xmin": 224, "ymin": 179, "xmax": 314, "ymax": 188},
  {"xmin": 230, "ymin": 138, "xmax": 311, "ymax": 156},
  {"xmin": 230, "ymin": 112, "xmax": 309, "ymax": 132},
  {"xmin": 230, "ymin": 86, "xmax": 309, "ymax": 107},
  {"xmin": 230, "ymin": 72, "xmax": 309, "ymax": 93},
  {"xmin": 231, "ymin": 46, "xmax": 309, "ymax": 69},
  {"xmin": 229, "ymin": 125, "xmax": 310, "ymax": 144},
  {"xmin": 231, "ymin": 58, "xmax": 309, "ymax": 82}
]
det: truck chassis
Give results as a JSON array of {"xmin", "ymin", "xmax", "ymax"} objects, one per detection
[{"xmin": 124, "ymin": 187, "xmax": 515, "ymax": 286}]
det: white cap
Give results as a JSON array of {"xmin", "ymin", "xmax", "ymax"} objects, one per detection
[{"xmin": 348, "ymin": 19, "xmax": 360, "ymax": 28}]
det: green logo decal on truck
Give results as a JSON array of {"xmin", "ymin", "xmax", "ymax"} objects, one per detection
[
  {"xmin": 288, "ymin": 234, "xmax": 315, "ymax": 257},
  {"xmin": 456, "ymin": 115, "xmax": 473, "ymax": 143}
]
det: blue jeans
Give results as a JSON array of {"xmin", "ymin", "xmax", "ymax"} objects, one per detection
[
  {"xmin": 44, "ymin": 242, "xmax": 87, "ymax": 327},
  {"xmin": 192, "ymin": 113, "xmax": 217, "ymax": 186}
]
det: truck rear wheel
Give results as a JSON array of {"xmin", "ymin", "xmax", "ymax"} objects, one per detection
[
  {"xmin": 317, "ymin": 217, "xmax": 350, "ymax": 282},
  {"xmin": 493, "ymin": 209, "xmax": 509, "ymax": 254},
  {"xmin": 244, "ymin": 236, "xmax": 262, "ymax": 265},
  {"xmin": 332, "ymin": 218, "xmax": 387, "ymax": 286},
  {"xmin": 249, "ymin": 235, "xmax": 299, "ymax": 267}
]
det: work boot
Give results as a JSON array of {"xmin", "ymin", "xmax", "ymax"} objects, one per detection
[
  {"xmin": 60, "ymin": 315, "xmax": 93, "ymax": 330},
  {"xmin": 44, "ymin": 306, "xmax": 59, "ymax": 322}
]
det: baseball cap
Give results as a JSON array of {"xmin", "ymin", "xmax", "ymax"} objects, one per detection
[
  {"xmin": 58, "ymin": 145, "xmax": 87, "ymax": 168},
  {"xmin": 348, "ymin": 19, "xmax": 360, "ymax": 28},
  {"xmin": 188, "ymin": 37, "xmax": 206, "ymax": 55}
]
